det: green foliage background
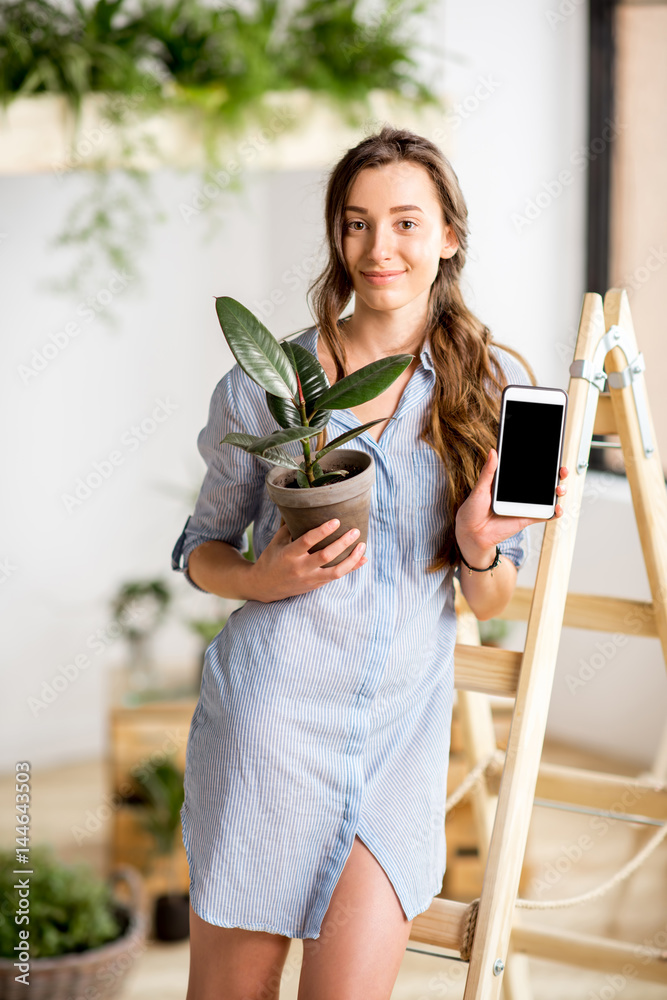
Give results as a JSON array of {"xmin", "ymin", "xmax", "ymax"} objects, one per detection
[
  {"xmin": 0, "ymin": 845, "xmax": 122, "ymax": 959},
  {"xmin": 0, "ymin": 0, "xmax": 443, "ymax": 301}
]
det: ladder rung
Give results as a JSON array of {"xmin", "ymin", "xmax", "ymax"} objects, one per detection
[
  {"xmin": 411, "ymin": 903, "xmax": 667, "ymax": 984},
  {"xmin": 592, "ymin": 393, "xmax": 617, "ymax": 435},
  {"xmin": 461, "ymin": 760, "xmax": 667, "ymax": 822},
  {"xmin": 511, "ymin": 923, "xmax": 667, "ymax": 984},
  {"xmin": 532, "ymin": 798, "xmax": 664, "ymax": 826},
  {"xmin": 534, "ymin": 762, "xmax": 667, "ymax": 821},
  {"xmin": 495, "ymin": 587, "xmax": 657, "ymax": 637},
  {"xmin": 454, "ymin": 645, "xmax": 521, "ymax": 697},
  {"xmin": 410, "ymin": 897, "xmax": 467, "ymax": 951}
]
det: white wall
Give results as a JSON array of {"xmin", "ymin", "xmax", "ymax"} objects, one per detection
[{"xmin": 5, "ymin": 0, "xmax": 661, "ymax": 774}]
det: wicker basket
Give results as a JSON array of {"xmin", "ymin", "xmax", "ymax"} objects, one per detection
[{"xmin": 0, "ymin": 865, "xmax": 148, "ymax": 1000}]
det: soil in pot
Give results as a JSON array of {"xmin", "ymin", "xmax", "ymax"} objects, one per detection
[{"xmin": 283, "ymin": 465, "xmax": 365, "ymax": 486}]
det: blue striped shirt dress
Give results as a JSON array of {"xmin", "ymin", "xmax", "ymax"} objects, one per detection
[{"xmin": 171, "ymin": 323, "xmax": 529, "ymax": 939}]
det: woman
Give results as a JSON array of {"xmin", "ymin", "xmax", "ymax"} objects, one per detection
[{"xmin": 172, "ymin": 125, "xmax": 568, "ymax": 1000}]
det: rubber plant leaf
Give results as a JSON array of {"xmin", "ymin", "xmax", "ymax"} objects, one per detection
[
  {"xmin": 314, "ymin": 418, "xmax": 391, "ymax": 460},
  {"xmin": 310, "ymin": 354, "xmax": 413, "ymax": 412},
  {"xmin": 310, "ymin": 472, "xmax": 350, "ymax": 487},
  {"xmin": 267, "ymin": 341, "xmax": 332, "ymax": 431},
  {"xmin": 215, "ymin": 296, "xmax": 297, "ymax": 398},
  {"xmin": 220, "ymin": 433, "xmax": 302, "ymax": 470},
  {"xmin": 244, "ymin": 426, "xmax": 319, "ymax": 455}
]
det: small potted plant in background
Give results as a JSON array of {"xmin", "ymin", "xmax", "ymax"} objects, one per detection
[
  {"xmin": 111, "ymin": 579, "xmax": 172, "ymax": 697},
  {"xmin": 132, "ymin": 756, "xmax": 189, "ymax": 942},
  {"xmin": 0, "ymin": 845, "xmax": 147, "ymax": 998},
  {"xmin": 215, "ymin": 296, "xmax": 413, "ymax": 566},
  {"xmin": 478, "ymin": 618, "xmax": 511, "ymax": 647}
]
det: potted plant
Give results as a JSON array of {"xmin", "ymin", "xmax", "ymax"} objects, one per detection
[
  {"xmin": 478, "ymin": 618, "xmax": 511, "ymax": 647},
  {"xmin": 132, "ymin": 756, "xmax": 189, "ymax": 942},
  {"xmin": 0, "ymin": 844, "xmax": 147, "ymax": 999},
  {"xmin": 110, "ymin": 579, "xmax": 172, "ymax": 695},
  {"xmin": 215, "ymin": 296, "xmax": 413, "ymax": 566}
]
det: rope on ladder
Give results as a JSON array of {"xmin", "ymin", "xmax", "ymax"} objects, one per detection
[
  {"xmin": 450, "ymin": 754, "xmax": 667, "ymax": 958},
  {"xmin": 460, "ymin": 897, "xmax": 480, "ymax": 962},
  {"xmin": 445, "ymin": 750, "xmax": 504, "ymax": 814},
  {"xmin": 514, "ymin": 819, "xmax": 667, "ymax": 910}
]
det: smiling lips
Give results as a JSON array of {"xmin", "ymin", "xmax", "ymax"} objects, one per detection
[{"xmin": 361, "ymin": 270, "xmax": 405, "ymax": 286}]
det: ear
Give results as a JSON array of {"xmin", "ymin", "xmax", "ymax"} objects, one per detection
[{"xmin": 440, "ymin": 223, "xmax": 459, "ymax": 260}]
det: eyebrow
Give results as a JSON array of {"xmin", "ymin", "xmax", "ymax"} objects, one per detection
[{"xmin": 343, "ymin": 204, "xmax": 424, "ymax": 214}]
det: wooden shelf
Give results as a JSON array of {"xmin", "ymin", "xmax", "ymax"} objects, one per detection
[{"xmin": 0, "ymin": 88, "xmax": 451, "ymax": 177}]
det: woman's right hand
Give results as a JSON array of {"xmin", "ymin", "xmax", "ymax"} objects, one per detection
[{"xmin": 249, "ymin": 519, "xmax": 368, "ymax": 602}]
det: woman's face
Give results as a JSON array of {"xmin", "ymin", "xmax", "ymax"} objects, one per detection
[{"xmin": 341, "ymin": 160, "xmax": 458, "ymax": 319}]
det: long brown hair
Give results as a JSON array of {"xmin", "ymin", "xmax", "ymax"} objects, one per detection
[{"xmin": 305, "ymin": 124, "xmax": 536, "ymax": 573}]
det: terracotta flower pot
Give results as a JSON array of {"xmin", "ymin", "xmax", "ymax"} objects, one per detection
[{"xmin": 265, "ymin": 448, "xmax": 374, "ymax": 567}]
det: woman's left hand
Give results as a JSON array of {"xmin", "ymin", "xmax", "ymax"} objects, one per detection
[{"xmin": 454, "ymin": 448, "xmax": 568, "ymax": 567}]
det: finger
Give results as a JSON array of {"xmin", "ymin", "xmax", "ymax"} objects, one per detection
[
  {"xmin": 316, "ymin": 527, "xmax": 362, "ymax": 564},
  {"xmin": 559, "ymin": 465, "xmax": 569, "ymax": 479},
  {"xmin": 296, "ymin": 518, "xmax": 341, "ymax": 551},
  {"xmin": 473, "ymin": 448, "xmax": 497, "ymax": 491},
  {"xmin": 324, "ymin": 539, "xmax": 367, "ymax": 575}
]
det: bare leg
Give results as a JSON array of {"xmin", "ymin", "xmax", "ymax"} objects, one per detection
[
  {"xmin": 186, "ymin": 901, "xmax": 292, "ymax": 1000},
  {"xmin": 297, "ymin": 835, "xmax": 413, "ymax": 1000}
]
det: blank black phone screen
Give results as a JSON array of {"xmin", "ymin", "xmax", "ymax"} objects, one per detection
[{"xmin": 496, "ymin": 400, "xmax": 564, "ymax": 505}]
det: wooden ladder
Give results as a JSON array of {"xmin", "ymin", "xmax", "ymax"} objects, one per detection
[{"xmin": 408, "ymin": 287, "xmax": 667, "ymax": 998}]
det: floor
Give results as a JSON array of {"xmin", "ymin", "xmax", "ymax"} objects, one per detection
[{"xmin": 2, "ymin": 740, "xmax": 665, "ymax": 1000}]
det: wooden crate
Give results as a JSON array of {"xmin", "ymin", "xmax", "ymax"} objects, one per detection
[{"xmin": 108, "ymin": 699, "xmax": 197, "ymax": 898}]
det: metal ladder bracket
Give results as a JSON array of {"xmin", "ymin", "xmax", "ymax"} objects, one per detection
[{"xmin": 569, "ymin": 324, "xmax": 654, "ymax": 467}]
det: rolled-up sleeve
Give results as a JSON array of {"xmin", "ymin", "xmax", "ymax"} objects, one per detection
[
  {"xmin": 497, "ymin": 529, "xmax": 529, "ymax": 570},
  {"xmin": 171, "ymin": 366, "xmax": 267, "ymax": 593}
]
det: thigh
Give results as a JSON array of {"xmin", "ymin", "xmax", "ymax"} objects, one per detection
[
  {"xmin": 186, "ymin": 901, "xmax": 292, "ymax": 1000},
  {"xmin": 297, "ymin": 835, "xmax": 413, "ymax": 1000}
]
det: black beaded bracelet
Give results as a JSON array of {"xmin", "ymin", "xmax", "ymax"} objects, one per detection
[{"xmin": 458, "ymin": 545, "xmax": 502, "ymax": 577}]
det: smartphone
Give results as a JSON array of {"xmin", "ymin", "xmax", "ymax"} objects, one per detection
[{"xmin": 492, "ymin": 384, "xmax": 568, "ymax": 519}]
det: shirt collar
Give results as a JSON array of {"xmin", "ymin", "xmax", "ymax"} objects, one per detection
[
  {"xmin": 307, "ymin": 326, "xmax": 435, "ymax": 372},
  {"xmin": 420, "ymin": 337, "xmax": 434, "ymax": 371}
]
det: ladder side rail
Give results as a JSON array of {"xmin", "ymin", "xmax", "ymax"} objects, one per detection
[
  {"xmin": 462, "ymin": 293, "xmax": 607, "ymax": 999},
  {"xmin": 603, "ymin": 288, "xmax": 667, "ymax": 668},
  {"xmin": 454, "ymin": 603, "xmax": 535, "ymax": 1000}
]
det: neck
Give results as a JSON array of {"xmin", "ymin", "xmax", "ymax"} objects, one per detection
[{"xmin": 342, "ymin": 292, "xmax": 431, "ymax": 362}]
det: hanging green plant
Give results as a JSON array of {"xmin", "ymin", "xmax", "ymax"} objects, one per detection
[{"xmin": 0, "ymin": 0, "xmax": 445, "ymax": 304}]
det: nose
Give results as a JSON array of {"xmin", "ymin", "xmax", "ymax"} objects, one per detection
[{"xmin": 364, "ymin": 221, "xmax": 395, "ymax": 265}]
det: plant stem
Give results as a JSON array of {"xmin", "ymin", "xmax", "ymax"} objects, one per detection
[{"xmin": 295, "ymin": 372, "xmax": 315, "ymax": 486}]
